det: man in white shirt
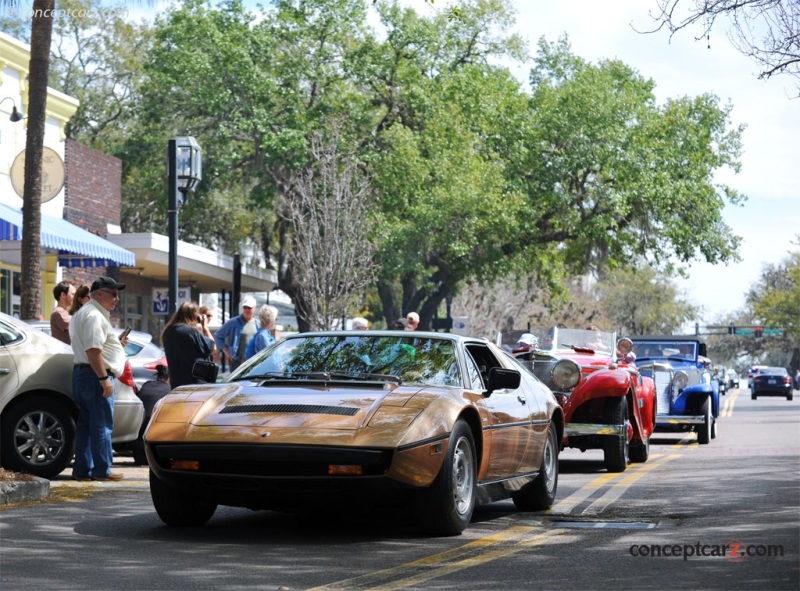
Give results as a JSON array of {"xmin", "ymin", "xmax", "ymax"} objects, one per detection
[{"xmin": 69, "ymin": 276, "xmax": 128, "ymax": 481}]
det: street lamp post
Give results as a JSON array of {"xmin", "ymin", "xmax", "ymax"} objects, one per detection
[{"xmin": 167, "ymin": 137, "xmax": 202, "ymax": 316}]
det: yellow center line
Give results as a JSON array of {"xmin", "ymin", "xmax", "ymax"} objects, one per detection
[
  {"xmin": 580, "ymin": 453, "xmax": 681, "ymax": 515},
  {"xmin": 671, "ymin": 433, "xmax": 696, "ymax": 449},
  {"xmin": 306, "ymin": 525, "xmax": 538, "ymax": 591},
  {"xmin": 549, "ymin": 453, "xmax": 665, "ymax": 515},
  {"xmin": 721, "ymin": 388, "xmax": 741, "ymax": 418},
  {"xmin": 363, "ymin": 529, "xmax": 571, "ymax": 591}
]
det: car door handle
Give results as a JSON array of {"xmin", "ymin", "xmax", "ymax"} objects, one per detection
[
  {"xmin": 0, "ymin": 368, "xmax": 10, "ymax": 374},
  {"xmin": 517, "ymin": 395, "xmax": 527, "ymax": 404}
]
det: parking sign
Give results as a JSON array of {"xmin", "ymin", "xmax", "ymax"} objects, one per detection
[{"xmin": 152, "ymin": 287, "xmax": 192, "ymax": 315}]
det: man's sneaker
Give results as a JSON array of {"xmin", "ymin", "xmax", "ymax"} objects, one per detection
[
  {"xmin": 71, "ymin": 474, "xmax": 91, "ymax": 481},
  {"xmin": 91, "ymin": 472, "xmax": 124, "ymax": 481}
]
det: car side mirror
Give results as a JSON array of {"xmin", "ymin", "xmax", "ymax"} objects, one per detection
[
  {"xmin": 192, "ymin": 359, "xmax": 219, "ymax": 383},
  {"xmin": 485, "ymin": 367, "xmax": 521, "ymax": 395}
]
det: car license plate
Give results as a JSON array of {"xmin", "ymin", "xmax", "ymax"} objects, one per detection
[{"xmin": 768, "ymin": 379, "xmax": 776, "ymax": 384}]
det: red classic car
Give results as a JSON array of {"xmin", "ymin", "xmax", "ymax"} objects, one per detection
[{"xmin": 512, "ymin": 328, "xmax": 656, "ymax": 472}]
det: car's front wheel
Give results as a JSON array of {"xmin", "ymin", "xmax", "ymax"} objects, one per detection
[
  {"xmin": 149, "ymin": 470, "xmax": 217, "ymax": 526},
  {"xmin": 697, "ymin": 396, "xmax": 712, "ymax": 444},
  {"xmin": 513, "ymin": 423, "xmax": 558, "ymax": 510},
  {"xmin": 0, "ymin": 395, "xmax": 75, "ymax": 479},
  {"xmin": 603, "ymin": 398, "xmax": 629, "ymax": 472},
  {"xmin": 419, "ymin": 419, "xmax": 476, "ymax": 536},
  {"xmin": 629, "ymin": 433, "xmax": 650, "ymax": 463}
]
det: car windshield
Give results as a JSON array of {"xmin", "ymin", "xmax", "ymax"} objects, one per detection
[
  {"xmin": 632, "ymin": 341, "xmax": 698, "ymax": 361},
  {"xmin": 524, "ymin": 327, "xmax": 615, "ymax": 355},
  {"xmin": 233, "ymin": 334, "xmax": 462, "ymax": 387}
]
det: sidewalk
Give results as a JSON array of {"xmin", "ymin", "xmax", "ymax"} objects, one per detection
[{"xmin": 0, "ymin": 459, "xmax": 149, "ymax": 505}]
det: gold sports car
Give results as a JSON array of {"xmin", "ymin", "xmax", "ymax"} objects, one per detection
[{"xmin": 145, "ymin": 331, "xmax": 564, "ymax": 536}]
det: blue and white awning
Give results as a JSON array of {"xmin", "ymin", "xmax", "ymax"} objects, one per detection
[{"xmin": 0, "ymin": 202, "xmax": 136, "ymax": 268}]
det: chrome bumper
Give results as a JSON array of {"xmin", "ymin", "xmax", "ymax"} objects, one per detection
[
  {"xmin": 565, "ymin": 423, "xmax": 626, "ymax": 437},
  {"xmin": 656, "ymin": 414, "xmax": 705, "ymax": 426}
]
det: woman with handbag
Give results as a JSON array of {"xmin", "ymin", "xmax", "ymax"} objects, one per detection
[{"xmin": 161, "ymin": 302, "xmax": 216, "ymax": 389}]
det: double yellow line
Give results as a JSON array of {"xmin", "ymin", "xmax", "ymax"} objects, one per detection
[{"xmin": 310, "ymin": 455, "xmax": 678, "ymax": 590}]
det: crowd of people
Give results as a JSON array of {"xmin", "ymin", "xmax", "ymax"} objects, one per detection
[{"xmin": 46, "ymin": 274, "xmax": 421, "ymax": 482}]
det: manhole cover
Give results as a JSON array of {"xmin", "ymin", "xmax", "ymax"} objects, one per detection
[{"xmin": 549, "ymin": 521, "xmax": 658, "ymax": 530}]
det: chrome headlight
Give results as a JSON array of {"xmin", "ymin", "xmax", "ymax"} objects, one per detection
[
  {"xmin": 552, "ymin": 359, "xmax": 581, "ymax": 391},
  {"xmin": 616, "ymin": 338, "xmax": 633, "ymax": 356},
  {"xmin": 673, "ymin": 370, "xmax": 689, "ymax": 392}
]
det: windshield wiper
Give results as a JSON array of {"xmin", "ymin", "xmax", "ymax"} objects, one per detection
[
  {"xmin": 328, "ymin": 371, "xmax": 402, "ymax": 384},
  {"xmin": 231, "ymin": 371, "xmax": 332, "ymax": 382}
]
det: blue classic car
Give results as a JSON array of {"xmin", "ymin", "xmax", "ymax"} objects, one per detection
[{"xmin": 623, "ymin": 336, "xmax": 719, "ymax": 444}]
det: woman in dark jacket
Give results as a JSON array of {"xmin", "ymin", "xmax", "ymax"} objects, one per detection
[{"xmin": 161, "ymin": 302, "xmax": 216, "ymax": 389}]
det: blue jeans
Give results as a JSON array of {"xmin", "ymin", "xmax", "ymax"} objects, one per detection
[{"xmin": 72, "ymin": 366, "xmax": 115, "ymax": 478}]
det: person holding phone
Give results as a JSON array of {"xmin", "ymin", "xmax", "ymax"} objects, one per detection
[
  {"xmin": 161, "ymin": 302, "xmax": 216, "ymax": 389},
  {"xmin": 69, "ymin": 276, "xmax": 128, "ymax": 482}
]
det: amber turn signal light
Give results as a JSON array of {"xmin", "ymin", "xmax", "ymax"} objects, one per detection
[
  {"xmin": 328, "ymin": 464, "xmax": 363, "ymax": 476},
  {"xmin": 171, "ymin": 459, "xmax": 200, "ymax": 471}
]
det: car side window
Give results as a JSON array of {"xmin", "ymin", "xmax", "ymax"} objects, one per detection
[
  {"xmin": 465, "ymin": 343, "xmax": 503, "ymax": 390},
  {"xmin": 464, "ymin": 353, "xmax": 484, "ymax": 390},
  {"xmin": 0, "ymin": 322, "xmax": 23, "ymax": 346}
]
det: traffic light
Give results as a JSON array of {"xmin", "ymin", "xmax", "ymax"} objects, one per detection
[{"xmin": 755, "ymin": 326, "xmax": 763, "ymax": 338}]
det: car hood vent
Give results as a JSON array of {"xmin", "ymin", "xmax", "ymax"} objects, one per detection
[{"xmin": 220, "ymin": 404, "xmax": 359, "ymax": 416}]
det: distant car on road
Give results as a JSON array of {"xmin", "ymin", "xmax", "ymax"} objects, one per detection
[
  {"xmin": 726, "ymin": 369, "xmax": 740, "ymax": 389},
  {"xmin": 4, "ymin": 313, "xmax": 143, "ymax": 478},
  {"xmin": 751, "ymin": 367, "xmax": 793, "ymax": 401}
]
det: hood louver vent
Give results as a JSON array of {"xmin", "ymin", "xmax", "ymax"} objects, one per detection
[{"xmin": 220, "ymin": 404, "xmax": 359, "ymax": 416}]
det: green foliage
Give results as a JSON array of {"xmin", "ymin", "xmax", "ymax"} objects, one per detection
[
  {"xmin": 749, "ymin": 248, "xmax": 800, "ymax": 342},
  {"xmin": 593, "ymin": 264, "xmax": 699, "ymax": 335}
]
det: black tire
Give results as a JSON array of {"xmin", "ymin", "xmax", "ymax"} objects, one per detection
[
  {"xmin": 697, "ymin": 396, "xmax": 712, "ymax": 444},
  {"xmin": 788, "ymin": 394, "xmax": 793, "ymax": 401},
  {"xmin": 418, "ymin": 419, "xmax": 477, "ymax": 536},
  {"xmin": 149, "ymin": 470, "xmax": 217, "ymax": 526},
  {"xmin": 513, "ymin": 423, "xmax": 558, "ymax": 510},
  {"xmin": 603, "ymin": 398, "xmax": 629, "ymax": 473},
  {"xmin": 751, "ymin": 394, "xmax": 757, "ymax": 400},
  {"xmin": 132, "ymin": 448, "xmax": 148, "ymax": 466},
  {"xmin": 629, "ymin": 433, "xmax": 650, "ymax": 463},
  {"xmin": 0, "ymin": 395, "xmax": 75, "ymax": 479}
]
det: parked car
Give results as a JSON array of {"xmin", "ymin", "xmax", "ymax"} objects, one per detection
[
  {"xmin": 1, "ymin": 313, "xmax": 144, "ymax": 478},
  {"xmin": 27, "ymin": 321, "xmax": 167, "ymax": 389},
  {"xmin": 727, "ymin": 369, "xmax": 740, "ymax": 389},
  {"xmin": 512, "ymin": 327, "xmax": 656, "ymax": 473},
  {"xmin": 144, "ymin": 331, "xmax": 564, "ymax": 535},
  {"xmin": 751, "ymin": 367, "xmax": 793, "ymax": 401},
  {"xmin": 113, "ymin": 329, "xmax": 167, "ymax": 388},
  {"xmin": 627, "ymin": 336, "xmax": 719, "ymax": 444},
  {"xmin": 747, "ymin": 365, "xmax": 768, "ymax": 386}
]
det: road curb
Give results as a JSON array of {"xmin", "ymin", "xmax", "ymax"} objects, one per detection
[{"xmin": 0, "ymin": 477, "xmax": 50, "ymax": 505}]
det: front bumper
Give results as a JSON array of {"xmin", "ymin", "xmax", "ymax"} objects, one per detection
[
  {"xmin": 565, "ymin": 423, "xmax": 626, "ymax": 437},
  {"xmin": 656, "ymin": 414, "xmax": 705, "ymax": 426}
]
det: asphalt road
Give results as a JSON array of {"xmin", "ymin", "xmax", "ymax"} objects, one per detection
[{"xmin": 0, "ymin": 387, "xmax": 797, "ymax": 591}]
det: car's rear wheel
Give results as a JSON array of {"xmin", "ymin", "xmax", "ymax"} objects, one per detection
[
  {"xmin": 603, "ymin": 398, "xmax": 629, "ymax": 473},
  {"xmin": 149, "ymin": 470, "xmax": 217, "ymax": 526},
  {"xmin": 751, "ymin": 393, "xmax": 757, "ymax": 400},
  {"xmin": 788, "ymin": 393, "xmax": 793, "ymax": 401},
  {"xmin": 419, "ymin": 419, "xmax": 476, "ymax": 536},
  {"xmin": 697, "ymin": 396, "xmax": 712, "ymax": 444},
  {"xmin": 513, "ymin": 423, "xmax": 558, "ymax": 510},
  {"xmin": 629, "ymin": 432, "xmax": 650, "ymax": 463},
  {"xmin": 0, "ymin": 396, "xmax": 75, "ymax": 479}
]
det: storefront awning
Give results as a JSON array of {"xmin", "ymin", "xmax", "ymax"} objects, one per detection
[{"xmin": 0, "ymin": 202, "xmax": 136, "ymax": 268}]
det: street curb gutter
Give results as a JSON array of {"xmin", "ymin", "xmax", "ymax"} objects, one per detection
[{"xmin": 0, "ymin": 478, "xmax": 50, "ymax": 505}]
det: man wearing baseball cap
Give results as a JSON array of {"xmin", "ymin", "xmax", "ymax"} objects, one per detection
[
  {"xmin": 213, "ymin": 295, "xmax": 258, "ymax": 371},
  {"xmin": 69, "ymin": 276, "xmax": 127, "ymax": 481}
]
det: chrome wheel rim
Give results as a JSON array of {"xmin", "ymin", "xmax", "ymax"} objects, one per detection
[
  {"xmin": 452, "ymin": 436, "xmax": 475, "ymax": 515},
  {"xmin": 14, "ymin": 411, "xmax": 66, "ymax": 467},
  {"xmin": 542, "ymin": 431, "xmax": 556, "ymax": 495}
]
